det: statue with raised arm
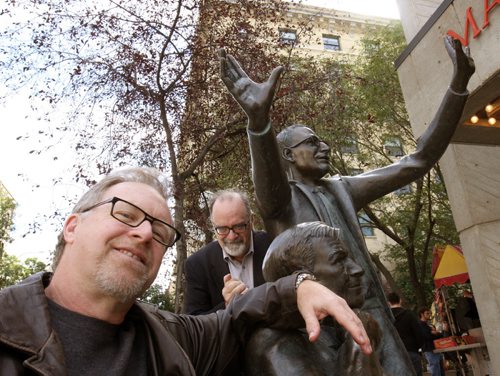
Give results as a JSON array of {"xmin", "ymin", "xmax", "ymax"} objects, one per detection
[{"xmin": 219, "ymin": 36, "xmax": 475, "ymax": 375}]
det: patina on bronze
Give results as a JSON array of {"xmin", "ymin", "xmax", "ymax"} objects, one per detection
[
  {"xmin": 219, "ymin": 36, "xmax": 475, "ymax": 375},
  {"xmin": 246, "ymin": 222, "xmax": 383, "ymax": 376}
]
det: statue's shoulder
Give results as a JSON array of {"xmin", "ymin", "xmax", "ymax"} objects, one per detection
[{"xmin": 322, "ymin": 175, "xmax": 347, "ymax": 191}]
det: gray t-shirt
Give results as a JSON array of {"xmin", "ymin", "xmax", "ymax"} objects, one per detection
[{"xmin": 47, "ymin": 299, "xmax": 149, "ymax": 376}]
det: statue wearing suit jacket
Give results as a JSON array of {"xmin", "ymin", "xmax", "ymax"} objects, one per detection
[{"xmin": 219, "ymin": 36, "xmax": 475, "ymax": 375}]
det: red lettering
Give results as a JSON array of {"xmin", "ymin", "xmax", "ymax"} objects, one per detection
[
  {"xmin": 447, "ymin": 7, "xmax": 481, "ymax": 46},
  {"xmin": 483, "ymin": 0, "xmax": 499, "ymax": 28}
]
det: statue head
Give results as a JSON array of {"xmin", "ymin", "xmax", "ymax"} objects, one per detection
[
  {"xmin": 276, "ymin": 125, "xmax": 331, "ymax": 183},
  {"xmin": 263, "ymin": 222, "xmax": 365, "ymax": 308}
]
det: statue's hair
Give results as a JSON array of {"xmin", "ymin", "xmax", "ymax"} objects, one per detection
[
  {"xmin": 263, "ymin": 222, "xmax": 341, "ymax": 282},
  {"xmin": 276, "ymin": 124, "xmax": 311, "ymax": 150},
  {"xmin": 208, "ymin": 189, "xmax": 252, "ymax": 223},
  {"xmin": 53, "ymin": 167, "xmax": 169, "ymax": 270}
]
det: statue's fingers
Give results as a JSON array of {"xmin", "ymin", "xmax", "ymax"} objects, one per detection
[
  {"xmin": 268, "ymin": 66, "xmax": 284, "ymax": 88},
  {"xmin": 221, "ymin": 76, "xmax": 235, "ymax": 91},
  {"xmin": 464, "ymin": 46, "xmax": 470, "ymax": 57},
  {"xmin": 217, "ymin": 48, "xmax": 227, "ymax": 59},
  {"xmin": 227, "ymin": 54, "xmax": 250, "ymax": 81},
  {"xmin": 219, "ymin": 52, "xmax": 235, "ymax": 89},
  {"xmin": 444, "ymin": 35, "xmax": 455, "ymax": 56}
]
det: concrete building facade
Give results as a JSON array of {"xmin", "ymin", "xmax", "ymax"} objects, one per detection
[{"xmin": 395, "ymin": 0, "xmax": 499, "ymax": 373}]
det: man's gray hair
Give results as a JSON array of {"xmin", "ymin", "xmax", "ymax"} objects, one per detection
[
  {"xmin": 208, "ymin": 189, "xmax": 252, "ymax": 223},
  {"xmin": 53, "ymin": 167, "xmax": 170, "ymax": 269},
  {"xmin": 263, "ymin": 222, "xmax": 340, "ymax": 282}
]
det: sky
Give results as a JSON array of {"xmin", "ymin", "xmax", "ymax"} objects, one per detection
[{"xmin": 0, "ymin": 0, "xmax": 401, "ymax": 268}]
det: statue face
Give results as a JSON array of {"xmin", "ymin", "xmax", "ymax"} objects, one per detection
[
  {"xmin": 284, "ymin": 127, "xmax": 330, "ymax": 181},
  {"xmin": 312, "ymin": 237, "xmax": 365, "ymax": 308}
]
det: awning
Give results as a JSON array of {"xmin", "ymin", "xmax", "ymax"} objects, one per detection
[{"xmin": 432, "ymin": 245, "xmax": 469, "ymax": 288}]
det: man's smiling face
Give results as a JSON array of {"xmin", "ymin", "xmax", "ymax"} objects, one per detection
[{"xmin": 63, "ymin": 182, "xmax": 170, "ymax": 302}]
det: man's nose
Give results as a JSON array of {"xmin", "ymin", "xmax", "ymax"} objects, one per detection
[
  {"xmin": 320, "ymin": 140, "xmax": 330, "ymax": 152},
  {"xmin": 225, "ymin": 228, "xmax": 240, "ymax": 240},
  {"xmin": 131, "ymin": 219, "xmax": 154, "ymax": 241},
  {"xmin": 347, "ymin": 259, "xmax": 364, "ymax": 277}
]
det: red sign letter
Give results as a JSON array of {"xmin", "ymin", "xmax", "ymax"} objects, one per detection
[
  {"xmin": 447, "ymin": 6, "xmax": 481, "ymax": 46},
  {"xmin": 483, "ymin": 0, "xmax": 499, "ymax": 28}
]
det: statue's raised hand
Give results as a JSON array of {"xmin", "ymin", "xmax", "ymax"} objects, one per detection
[
  {"xmin": 445, "ymin": 35, "xmax": 475, "ymax": 92},
  {"xmin": 219, "ymin": 48, "xmax": 283, "ymax": 131}
]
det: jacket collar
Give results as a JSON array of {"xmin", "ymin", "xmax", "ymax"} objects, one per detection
[
  {"xmin": 1, "ymin": 273, "xmax": 196, "ymax": 376},
  {"xmin": 131, "ymin": 303, "xmax": 196, "ymax": 375},
  {"xmin": 0, "ymin": 272, "xmax": 67, "ymax": 375}
]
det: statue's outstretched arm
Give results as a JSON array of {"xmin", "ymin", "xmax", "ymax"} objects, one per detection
[
  {"xmin": 347, "ymin": 36, "xmax": 475, "ymax": 211},
  {"xmin": 219, "ymin": 49, "xmax": 291, "ymax": 221}
]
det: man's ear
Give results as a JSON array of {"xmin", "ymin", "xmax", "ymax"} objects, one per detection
[
  {"xmin": 282, "ymin": 147, "xmax": 295, "ymax": 163},
  {"xmin": 63, "ymin": 214, "xmax": 80, "ymax": 244}
]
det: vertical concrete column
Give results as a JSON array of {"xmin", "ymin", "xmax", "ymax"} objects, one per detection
[
  {"xmin": 395, "ymin": 1, "xmax": 500, "ymax": 373},
  {"xmin": 395, "ymin": 0, "xmax": 443, "ymax": 40},
  {"xmin": 439, "ymin": 145, "xmax": 500, "ymax": 375}
]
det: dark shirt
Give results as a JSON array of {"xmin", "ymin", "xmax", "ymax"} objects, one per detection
[
  {"xmin": 48, "ymin": 299, "xmax": 148, "ymax": 376},
  {"xmin": 391, "ymin": 307, "xmax": 424, "ymax": 353},
  {"xmin": 419, "ymin": 320, "xmax": 442, "ymax": 352}
]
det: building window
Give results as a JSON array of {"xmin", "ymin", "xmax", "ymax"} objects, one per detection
[
  {"xmin": 384, "ymin": 137, "xmax": 404, "ymax": 157},
  {"xmin": 279, "ymin": 29, "xmax": 297, "ymax": 45},
  {"xmin": 341, "ymin": 137, "xmax": 358, "ymax": 154},
  {"xmin": 358, "ymin": 213, "xmax": 375, "ymax": 237},
  {"xmin": 238, "ymin": 28, "xmax": 249, "ymax": 39},
  {"xmin": 393, "ymin": 184, "xmax": 412, "ymax": 195},
  {"xmin": 322, "ymin": 34, "xmax": 340, "ymax": 51}
]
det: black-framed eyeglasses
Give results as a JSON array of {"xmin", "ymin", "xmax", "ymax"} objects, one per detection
[
  {"xmin": 81, "ymin": 197, "xmax": 181, "ymax": 247},
  {"xmin": 287, "ymin": 135, "xmax": 328, "ymax": 149},
  {"xmin": 213, "ymin": 223, "xmax": 249, "ymax": 236}
]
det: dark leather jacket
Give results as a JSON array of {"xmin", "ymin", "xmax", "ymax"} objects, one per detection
[{"xmin": 0, "ymin": 272, "xmax": 300, "ymax": 375}]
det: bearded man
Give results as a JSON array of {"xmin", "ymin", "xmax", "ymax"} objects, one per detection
[{"xmin": 184, "ymin": 190, "xmax": 271, "ymax": 315}]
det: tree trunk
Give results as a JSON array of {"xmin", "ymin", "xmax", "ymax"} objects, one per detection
[{"xmin": 173, "ymin": 180, "xmax": 187, "ymax": 313}]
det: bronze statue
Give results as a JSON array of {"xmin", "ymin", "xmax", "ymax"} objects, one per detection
[
  {"xmin": 246, "ymin": 222, "xmax": 383, "ymax": 376},
  {"xmin": 220, "ymin": 36, "xmax": 475, "ymax": 375}
]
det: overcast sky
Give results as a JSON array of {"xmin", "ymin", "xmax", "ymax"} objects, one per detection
[{"xmin": 0, "ymin": 0, "xmax": 401, "ymax": 266}]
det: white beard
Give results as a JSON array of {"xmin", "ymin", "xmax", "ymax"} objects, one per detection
[{"xmin": 222, "ymin": 241, "xmax": 247, "ymax": 258}]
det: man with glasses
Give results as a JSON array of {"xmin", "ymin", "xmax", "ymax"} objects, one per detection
[
  {"xmin": 0, "ymin": 167, "xmax": 372, "ymax": 375},
  {"xmin": 184, "ymin": 190, "xmax": 270, "ymax": 316},
  {"xmin": 219, "ymin": 36, "xmax": 475, "ymax": 375}
]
